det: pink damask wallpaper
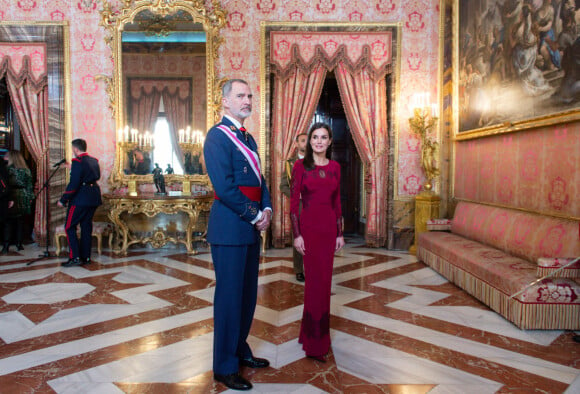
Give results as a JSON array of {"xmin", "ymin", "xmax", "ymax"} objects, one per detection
[
  {"xmin": 0, "ymin": 0, "xmax": 440, "ymax": 198},
  {"xmin": 454, "ymin": 122, "xmax": 580, "ymax": 218},
  {"xmin": 218, "ymin": 0, "xmax": 441, "ymax": 199},
  {"xmin": 0, "ymin": 0, "xmax": 116, "ymax": 188}
]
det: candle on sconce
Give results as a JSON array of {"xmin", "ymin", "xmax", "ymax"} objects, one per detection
[
  {"xmin": 124, "ymin": 126, "xmax": 129, "ymax": 142},
  {"xmin": 144, "ymin": 131, "xmax": 150, "ymax": 146},
  {"xmin": 430, "ymin": 104, "xmax": 435, "ymax": 118},
  {"xmin": 179, "ymin": 129, "xmax": 184, "ymax": 143}
]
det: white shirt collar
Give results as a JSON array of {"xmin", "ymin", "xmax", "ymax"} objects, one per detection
[
  {"xmin": 298, "ymin": 153, "xmax": 305, "ymax": 159},
  {"xmin": 224, "ymin": 115, "xmax": 243, "ymax": 130}
]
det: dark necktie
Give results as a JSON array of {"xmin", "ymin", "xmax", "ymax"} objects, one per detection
[{"xmin": 240, "ymin": 126, "xmax": 248, "ymax": 142}]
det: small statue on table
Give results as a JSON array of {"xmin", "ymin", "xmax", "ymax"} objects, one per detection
[
  {"xmin": 165, "ymin": 164, "xmax": 174, "ymax": 174},
  {"xmin": 152, "ymin": 163, "xmax": 166, "ymax": 195}
]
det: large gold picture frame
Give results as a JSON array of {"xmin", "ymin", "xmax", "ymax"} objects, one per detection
[
  {"xmin": 453, "ymin": 0, "xmax": 580, "ymax": 140},
  {"xmin": 99, "ymin": 0, "xmax": 227, "ymax": 190}
]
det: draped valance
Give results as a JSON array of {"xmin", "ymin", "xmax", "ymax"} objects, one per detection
[
  {"xmin": 0, "ymin": 44, "xmax": 47, "ymax": 93},
  {"xmin": 129, "ymin": 78, "xmax": 191, "ymax": 100},
  {"xmin": 270, "ymin": 31, "xmax": 393, "ymax": 81}
]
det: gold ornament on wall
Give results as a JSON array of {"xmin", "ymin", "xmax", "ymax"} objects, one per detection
[{"xmin": 408, "ymin": 92, "xmax": 440, "ymax": 193}]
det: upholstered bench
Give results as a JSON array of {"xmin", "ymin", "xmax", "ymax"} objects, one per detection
[
  {"xmin": 417, "ymin": 201, "xmax": 580, "ymax": 330},
  {"xmin": 54, "ymin": 222, "xmax": 114, "ymax": 256}
]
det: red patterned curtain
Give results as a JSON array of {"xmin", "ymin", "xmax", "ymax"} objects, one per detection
[
  {"xmin": 335, "ymin": 62, "xmax": 389, "ymax": 246},
  {"xmin": 271, "ymin": 64, "xmax": 327, "ymax": 247},
  {"xmin": 0, "ymin": 51, "xmax": 49, "ymax": 244},
  {"xmin": 130, "ymin": 88, "xmax": 161, "ymax": 135},
  {"xmin": 129, "ymin": 79, "xmax": 191, "ymax": 168}
]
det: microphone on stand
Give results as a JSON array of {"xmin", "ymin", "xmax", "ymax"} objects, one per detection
[{"xmin": 53, "ymin": 158, "xmax": 67, "ymax": 168}]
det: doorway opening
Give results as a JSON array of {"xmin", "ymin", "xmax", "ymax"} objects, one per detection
[
  {"xmin": 314, "ymin": 72, "xmax": 364, "ymax": 236},
  {"xmin": 0, "ymin": 77, "xmax": 36, "ymax": 248}
]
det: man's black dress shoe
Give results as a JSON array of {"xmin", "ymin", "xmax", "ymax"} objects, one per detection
[
  {"xmin": 61, "ymin": 258, "xmax": 83, "ymax": 267},
  {"xmin": 81, "ymin": 257, "xmax": 91, "ymax": 265},
  {"xmin": 214, "ymin": 373, "xmax": 252, "ymax": 391},
  {"xmin": 239, "ymin": 356, "xmax": 270, "ymax": 368},
  {"xmin": 296, "ymin": 273, "xmax": 305, "ymax": 282}
]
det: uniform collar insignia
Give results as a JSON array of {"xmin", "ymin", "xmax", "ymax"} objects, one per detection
[{"xmin": 230, "ymin": 125, "xmax": 236, "ymax": 131}]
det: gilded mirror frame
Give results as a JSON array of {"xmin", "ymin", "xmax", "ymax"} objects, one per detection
[{"xmin": 99, "ymin": 0, "xmax": 226, "ymax": 190}]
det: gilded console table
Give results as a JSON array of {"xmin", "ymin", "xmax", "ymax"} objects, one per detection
[{"xmin": 104, "ymin": 193, "xmax": 213, "ymax": 255}]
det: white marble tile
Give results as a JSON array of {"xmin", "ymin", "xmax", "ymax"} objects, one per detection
[
  {"xmin": 265, "ymin": 338, "xmax": 306, "ymax": 369},
  {"xmin": 225, "ymin": 384, "xmax": 327, "ymax": 393},
  {"xmin": 333, "ymin": 306, "xmax": 579, "ymax": 384},
  {"xmin": 564, "ymin": 370, "xmax": 580, "ymax": 394},
  {"xmin": 331, "ymin": 330, "xmax": 502, "ymax": 392},
  {"xmin": 0, "ymin": 267, "xmax": 60, "ymax": 282},
  {"xmin": 2, "ymin": 283, "xmax": 95, "ymax": 304},
  {"xmin": 332, "ymin": 259, "xmax": 416, "ymax": 284},
  {"xmin": 0, "ymin": 311, "xmax": 36, "ymax": 342},
  {"xmin": 0, "ymin": 307, "xmax": 213, "ymax": 375},
  {"xmin": 49, "ymin": 334, "xmax": 213, "ymax": 388},
  {"xmin": 144, "ymin": 256, "xmax": 217, "ymax": 280},
  {"xmin": 48, "ymin": 382, "xmax": 125, "ymax": 394},
  {"xmin": 253, "ymin": 305, "xmax": 304, "ymax": 327}
]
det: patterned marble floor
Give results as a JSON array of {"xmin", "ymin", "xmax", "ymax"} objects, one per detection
[{"xmin": 0, "ymin": 239, "xmax": 579, "ymax": 393}]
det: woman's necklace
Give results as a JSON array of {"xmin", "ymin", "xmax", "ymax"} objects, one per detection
[{"xmin": 313, "ymin": 157, "xmax": 329, "ymax": 178}]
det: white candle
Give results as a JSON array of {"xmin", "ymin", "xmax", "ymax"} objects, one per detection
[{"xmin": 124, "ymin": 125, "xmax": 129, "ymax": 142}]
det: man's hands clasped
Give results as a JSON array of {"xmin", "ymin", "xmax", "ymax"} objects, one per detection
[{"xmin": 255, "ymin": 209, "xmax": 272, "ymax": 232}]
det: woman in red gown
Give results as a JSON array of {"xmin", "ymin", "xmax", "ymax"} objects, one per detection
[{"xmin": 290, "ymin": 122, "xmax": 345, "ymax": 362}]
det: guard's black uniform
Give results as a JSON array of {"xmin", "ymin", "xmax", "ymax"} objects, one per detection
[{"xmin": 59, "ymin": 152, "xmax": 102, "ymax": 261}]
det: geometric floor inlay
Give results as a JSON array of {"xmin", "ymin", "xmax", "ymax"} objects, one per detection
[{"xmin": 0, "ymin": 239, "xmax": 578, "ymax": 393}]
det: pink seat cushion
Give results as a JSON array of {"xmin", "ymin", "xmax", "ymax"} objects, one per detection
[{"xmin": 418, "ymin": 231, "xmax": 580, "ymax": 304}]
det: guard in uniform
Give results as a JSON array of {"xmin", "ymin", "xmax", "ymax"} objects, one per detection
[
  {"xmin": 58, "ymin": 139, "xmax": 102, "ymax": 267},
  {"xmin": 279, "ymin": 133, "xmax": 307, "ymax": 282},
  {"xmin": 203, "ymin": 79, "xmax": 272, "ymax": 391}
]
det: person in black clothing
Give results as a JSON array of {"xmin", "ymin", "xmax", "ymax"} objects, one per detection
[
  {"xmin": 57, "ymin": 139, "xmax": 102, "ymax": 267},
  {"xmin": 0, "ymin": 156, "xmax": 14, "ymax": 252},
  {"xmin": 3, "ymin": 151, "xmax": 34, "ymax": 253}
]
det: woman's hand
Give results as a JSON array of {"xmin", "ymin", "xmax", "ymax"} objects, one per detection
[
  {"xmin": 294, "ymin": 235, "xmax": 306, "ymax": 255},
  {"xmin": 335, "ymin": 236, "xmax": 345, "ymax": 252}
]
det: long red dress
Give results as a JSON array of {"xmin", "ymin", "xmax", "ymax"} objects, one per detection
[{"xmin": 290, "ymin": 159, "xmax": 342, "ymax": 357}]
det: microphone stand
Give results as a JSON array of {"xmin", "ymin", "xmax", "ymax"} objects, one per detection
[{"xmin": 27, "ymin": 161, "xmax": 63, "ymax": 266}]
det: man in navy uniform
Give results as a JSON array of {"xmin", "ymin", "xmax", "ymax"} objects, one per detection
[
  {"xmin": 203, "ymin": 79, "xmax": 272, "ymax": 391},
  {"xmin": 58, "ymin": 138, "xmax": 102, "ymax": 267}
]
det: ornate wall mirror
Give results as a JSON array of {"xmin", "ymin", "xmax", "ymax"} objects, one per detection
[{"xmin": 100, "ymin": 0, "xmax": 226, "ymax": 193}]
